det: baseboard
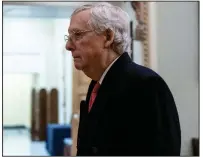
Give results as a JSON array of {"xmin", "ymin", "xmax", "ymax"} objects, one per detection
[{"xmin": 3, "ymin": 125, "xmax": 29, "ymax": 130}]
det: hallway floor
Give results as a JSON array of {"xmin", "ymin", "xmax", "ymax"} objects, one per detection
[{"xmin": 3, "ymin": 129, "xmax": 49, "ymax": 156}]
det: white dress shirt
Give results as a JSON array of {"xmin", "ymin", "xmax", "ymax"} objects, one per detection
[{"xmin": 98, "ymin": 56, "xmax": 120, "ymax": 85}]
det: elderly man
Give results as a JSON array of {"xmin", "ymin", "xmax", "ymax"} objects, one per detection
[{"xmin": 65, "ymin": 2, "xmax": 181, "ymax": 156}]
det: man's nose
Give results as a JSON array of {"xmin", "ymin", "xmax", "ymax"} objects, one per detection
[{"xmin": 65, "ymin": 41, "xmax": 75, "ymax": 52}]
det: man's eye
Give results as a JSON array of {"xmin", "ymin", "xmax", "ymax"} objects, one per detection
[{"xmin": 75, "ymin": 32, "xmax": 82, "ymax": 37}]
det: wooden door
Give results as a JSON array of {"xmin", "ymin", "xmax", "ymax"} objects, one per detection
[
  {"xmin": 71, "ymin": 63, "xmax": 91, "ymax": 156},
  {"xmin": 47, "ymin": 88, "xmax": 58, "ymax": 124},
  {"xmin": 31, "ymin": 88, "xmax": 37, "ymax": 141},
  {"xmin": 38, "ymin": 88, "xmax": 47, "ymax": 141}
]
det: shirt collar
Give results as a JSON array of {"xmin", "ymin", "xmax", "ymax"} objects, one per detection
[{"xmin": 98, "ymin": 56, "xmax": 120, "ymax": 85}]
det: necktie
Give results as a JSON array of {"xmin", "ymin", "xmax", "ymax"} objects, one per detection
[{"xmin": 88, "ymin": 82, "xmax": 100, "ymax": 112}]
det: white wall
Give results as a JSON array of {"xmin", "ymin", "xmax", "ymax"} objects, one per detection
[
  {"xmin": 154, "ymin": 2, "xmax": 199, "ymax": 155},
  {"xmin": 3, "ymin": 55, "xmax": 42, "ymax": 73},
  {"xmin": 3, "ymin": 74, "xmax": 33, "ymax": 128},
  {"xmin": 3, "ymin": 18, "xmax": 53, "ymax": 87},
  {"xmin": 3, "ymin": 18, "xmax": 51, "ymax": 55},
  {"xmin": 3, "ymin": 17, "xmax": 73, "ymax": 125}
]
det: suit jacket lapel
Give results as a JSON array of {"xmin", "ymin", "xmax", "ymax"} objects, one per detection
[{"xmin": 88, "ymin": 52, "xmax": 132, "ymax": 117}]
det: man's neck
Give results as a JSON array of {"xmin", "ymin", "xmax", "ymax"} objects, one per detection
[
  {"xmin": 84, "ymin": 51, "xmax": 119, "ymax": 81},
  {"xmin": 98, "ymin": 55, "xmax": 120, "ymax": 84}
]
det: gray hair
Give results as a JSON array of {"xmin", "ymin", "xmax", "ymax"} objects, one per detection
[{"xmin": 71, "ymin": 2, "xmax": 131, "ymax": 55}]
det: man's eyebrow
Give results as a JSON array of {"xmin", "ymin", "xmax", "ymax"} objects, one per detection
[{"xmin": 68, "ymin": 28, "xmax": 81, "ymax": 33}]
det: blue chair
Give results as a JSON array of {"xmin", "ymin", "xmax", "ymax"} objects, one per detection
[{"xmin": 46, "ymin": 124, "xmax": 71, "ymax": 156}]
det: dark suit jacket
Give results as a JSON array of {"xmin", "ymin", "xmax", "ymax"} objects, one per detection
[{"xmin": 77, "ymin": 52, "xmax": 181, "ymax": 156}]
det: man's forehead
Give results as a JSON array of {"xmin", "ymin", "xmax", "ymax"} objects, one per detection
[{"xmin": 68, "ymin": 10, "xmax": 91, "ymax": 32}]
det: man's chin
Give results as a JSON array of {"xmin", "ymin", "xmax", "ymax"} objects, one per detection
[{"xmin": 74, "ymin": 63, "xmax": 83, "ymax": 70}]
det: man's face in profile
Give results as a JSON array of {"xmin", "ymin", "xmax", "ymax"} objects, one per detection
[{"xmin": 66, "ymin": 10, "xmax": 106, "ymax": 72}]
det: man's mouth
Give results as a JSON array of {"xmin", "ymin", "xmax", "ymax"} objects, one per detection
[{"xmin": 73, "ymin": 57, "xmax": 80, "ymax": 60}]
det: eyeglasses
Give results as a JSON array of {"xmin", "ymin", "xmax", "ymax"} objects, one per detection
[{"xmin": 64, "ymin": 30, "xmax": 93, "ymax": 43}]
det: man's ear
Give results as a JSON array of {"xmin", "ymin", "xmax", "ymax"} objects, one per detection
[{"xmin": 104, "ymin": 29, "xmax": 114, "ymax": 48}]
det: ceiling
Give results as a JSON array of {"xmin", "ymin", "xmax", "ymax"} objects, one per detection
[
  {"xmin": 3, "ymin": 1, "xmax": 91, "ymax": 7},
  {"xmin": 2, "ymin": 2, "xmax": 91, "ymax": 18},
  {"xmin": 3, "ymin": 2, "xmax": 124, "ymax": 18}
]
